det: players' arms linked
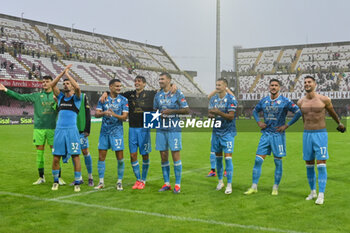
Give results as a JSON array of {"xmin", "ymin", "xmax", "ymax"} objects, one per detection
[
  {"xmin": 99, "ymin": 91, "xmax": 109, "ymax": 103},
  {"xmin": 65, "ymin": 68, "xmax": 81, "ymax": 99},
  {"xmin": 323, "ymin": 96, "xmax": 346, "ymax": 133},
  {"xmin": 169, "ymin": 83, "xmax": 177, "ymax": 94},
  {"xmin": 207, "ymin": 88, "xmax": 234, "ymax": 100},
  {"xmin": 50, "ymin": 64, "xmax": 72, "ymax": 96}
]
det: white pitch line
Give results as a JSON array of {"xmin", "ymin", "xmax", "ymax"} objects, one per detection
[
  {"xmin": 0, "ymin": 191, "xmax": 307, "ymax": 233},
  {"xmin": 53, "ymin": 167, "xmax": 208, "ymax": 200}
]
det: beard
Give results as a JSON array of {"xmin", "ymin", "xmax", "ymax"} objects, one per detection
[{"xmin": 305, "ymin": 87, "xmax": 313, "ymax": 93}]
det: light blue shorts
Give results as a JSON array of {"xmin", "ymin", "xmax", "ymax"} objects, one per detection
[
  {"xmin": 303, "ymin": 129, "xmax": 328, "ymax": 161},
  {"xmin": 129, "ymin": 127, "xmax": 151, "ymax": 155},
  {"xmin": 256, "ymin": 133, "xmax": 286, "ymax": 157}
]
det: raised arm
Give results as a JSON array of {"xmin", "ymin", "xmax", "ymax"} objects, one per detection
[
  {"xmin": 208, "ymin": 88, "xmax": 233, "ymax": 100},
  {"xmin": 51, "ymin": 64, "xmax": 72, "ymax": 96},
  {"xmin": 207, "ymin": 90, "xmax": 217, "ymax": 100},
  {"xmin": 65, "ymin": 69, "xmax": 81, "ymax": 98},
  {"xmin": 0, "ymin": 83, "xmax": 36, "ymax": 102}
]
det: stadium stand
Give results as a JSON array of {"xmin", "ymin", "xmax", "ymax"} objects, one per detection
[
  {"xmin": 0, "ymin": 18, "xmax": 53, "ymax": 54},
  {"xmin": 0, "ymin": 13, "xmax": 204, "ymax": 118},
  {"xmin": 0, "ymin": 14, "xmax": 202, "ymax": 94},
  {"xmin": 236, "ymin": 42, "xmax": 350, "ymax": 94},
  {"xmin": 0, "ymin": 53, "xmax": 28, "ymax": 79}
]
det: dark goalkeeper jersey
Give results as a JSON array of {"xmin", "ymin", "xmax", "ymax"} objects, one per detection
[{"xmin": 122, "ymin": 90, "xmax": 156, "ymax": 128}]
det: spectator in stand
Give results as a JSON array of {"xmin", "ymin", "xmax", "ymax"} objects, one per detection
[
  {"xmin": 32, "ymin": 63, "xmax": 36, "ymax": 72},
  {"xmin": 9, "ymin": 63, "xmax": 14, "ymax": 71},
  {"xmin": 0, "ymin": 41, "xmax": 4, "ymax": 54}
]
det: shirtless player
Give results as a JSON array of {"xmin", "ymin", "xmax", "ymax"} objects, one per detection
[{"xmin": 297, "ymin": 75, "xmax": 345, "ymax": 205}]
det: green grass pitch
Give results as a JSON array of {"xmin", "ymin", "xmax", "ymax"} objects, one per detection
[{"xmin": 0, "ymin": 121, "xmax": 349, "ymax": 233}]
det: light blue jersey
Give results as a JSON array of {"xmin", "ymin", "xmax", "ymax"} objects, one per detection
[
  {"xmin": 209, "ymin": 93, "xmax": 237, "ymax": 136},
  {"xmin": 53, "ymin": 92, "xmax": 81, "ymax": 160},
  {"xmin": 253, "ymin": 95, "xmax": 300, "ymax": 135},
  {"xmin": 56, "ymin": 92, "xmax": 81, "ymax": 129},
  {"xmin": 254, "ymin": 94, "xmax": 301, "ymax": 157},
  {"xmin": 96, "ymin": 95, "xmax": 129, "ymax": 135},
  {"xmin": 153, "ymin": 89, "xmax": 189, "ymax": 131}
]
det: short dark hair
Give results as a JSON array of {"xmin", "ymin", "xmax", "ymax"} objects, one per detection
[
  {"xmin": 42, "ymin": 75, "xmax": 53, "ymax": 81},
  {"xmin": 217, "ymin": 78, "xmax": 228, "ymax": 86},
  {"xmin": 109, "ymin": 79, "xmax": 121, "ymax": 86},
  {"xmin": 63, "ymin": 78, "xmax": 69, "ymax": 82},
  {"xmin": 304, "ymin": 75, "xmax": 315, "ymax": 82},
  {"xmin": 135, "ymin": 75, "xmax": 146, "ymax": 83},
  {"xmin": 160, "ymin": 72, "xmax": 171, "ymax": 80},
  {"xmin": 269, "ymin": 78, "xmax": 281, "ymax": 85}
]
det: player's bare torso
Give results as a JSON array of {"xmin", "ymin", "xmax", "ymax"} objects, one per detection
[{"xmin": 298, "ymin": 94, "xmax": 328, "ymax": 130}]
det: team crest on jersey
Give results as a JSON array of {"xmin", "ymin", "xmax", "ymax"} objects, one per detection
[
  {"xmin": 276, "ymin": 100, "xmax": 281, "ymax": 104},
  {"xmin": 40, "ymin": 95, "xmax": 43, "ymax": 98},
  {"xmin": 224, "ymin": 98, "xmax": 227, "ymax": 102},
  {"xmin": 117, "ymin": 98, "xmax": 121, "ymax": 102}
]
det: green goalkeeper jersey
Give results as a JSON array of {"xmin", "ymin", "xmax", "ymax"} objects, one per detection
[
  {"xmin": 5, "ymin": 89, "xmax": 57, "ymax": 129},
  {"xmin": 76, "ymin": 93, "xmax": 91, "ymax": 134}
]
